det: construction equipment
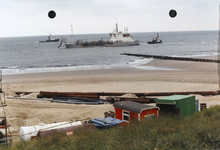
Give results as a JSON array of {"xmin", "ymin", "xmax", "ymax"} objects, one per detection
[
  {"xmin": 0, "ymin": 71, "xmax": 12, "ymax": 146},
  {"xmin": 0, "ymin": 70, "xmax": 2, "ymax": 94},
  {"xmin": 0, "ymin": 117, "xmax": 12, "ymax": 146}
]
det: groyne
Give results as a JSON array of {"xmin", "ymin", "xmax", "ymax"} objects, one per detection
[{"xmin": 121, "ymin": 52, "xmax": 220, "ymax": 63}]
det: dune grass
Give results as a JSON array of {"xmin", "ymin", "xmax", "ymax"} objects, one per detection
[{"xmin": 2, "ymin": 106, "xmax": 220, "ymax": 150}]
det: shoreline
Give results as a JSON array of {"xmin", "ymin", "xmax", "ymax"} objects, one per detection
[
  {"xmin": 1, "ymin": 55, "xmax": 218, "ymax": 76},
  {"xmin": 2, "ymin": 55, "xmax": 219, "ymax": 93}
]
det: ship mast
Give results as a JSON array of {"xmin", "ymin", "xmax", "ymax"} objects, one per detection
[
  {"xmin": 124, "ymin": 27, "xmax": 128, "ymax": 33},
  {"xmin": 71, "ymin": 25, "xmax": 73, "ymax": 42},
  {"xmin": 115, "ymin": 19, "xmax": 118, "ymax": 33}
]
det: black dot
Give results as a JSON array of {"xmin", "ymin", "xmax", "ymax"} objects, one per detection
[
  {"xmin": 48, "ymin": 10, "xmax": 56, "ymax": 19},
  {"xmin": 169, "ymin": 9, "xmax": 177, "ymax": 18}
]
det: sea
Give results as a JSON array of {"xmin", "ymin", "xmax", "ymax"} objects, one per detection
[{"xmin": 0, "ymin": 31, "xmax": 218, "ymax": 75}]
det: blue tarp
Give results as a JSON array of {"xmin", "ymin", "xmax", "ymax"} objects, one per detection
[{"xmin": 89, "ymin": 117, "xmax": 124, "ymax": 129}]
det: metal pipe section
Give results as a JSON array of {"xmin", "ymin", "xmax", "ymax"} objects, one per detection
[
  {"xmin": 19, "ymin": 121, "xmax": 82, "ymax": 141},
  {"xmin": 52, "ymin": 96, "xmax": 108, "ymax": 103},
  {"xmin": 7, "ymin": 97, "xmax": 107, "ymax": 105},
  {"xmin": 15, "ymin": 90, "xmax": 220, "ymax": 99},
  {"xmin": 118, "ymin": 97, "xmax": 156, "ymax": 103},
  {"xmin": 142, "ymin": 90, "xmax": 220, "ymax": 96},
  {"xmin": 37, "ymin": 123, "xmax": 96, "ymax": 138},
  {"xmin": 37, "ymin": 91, "xmax": 100, "ymax": 98}
]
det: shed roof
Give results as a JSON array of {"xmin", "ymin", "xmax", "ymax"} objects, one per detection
[
  {"xmin": 156, "ymin": 95, "xmax": 195, "ymax": 104},
  {"xmin": 113, "ymin": 101, "xmax": 159, "ymax": 114}
]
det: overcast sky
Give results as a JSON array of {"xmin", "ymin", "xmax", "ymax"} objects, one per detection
[{"xmin": 0, "ymin": 0, "xmax": 219, "ymax": 37}]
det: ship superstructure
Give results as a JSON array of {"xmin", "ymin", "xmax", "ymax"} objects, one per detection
[{"xmin": 109, "ymin": 23, "xmax": 137, "ymax": 43}]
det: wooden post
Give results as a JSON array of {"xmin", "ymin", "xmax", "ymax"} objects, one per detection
[{"xmin": 0, "ymin": 70, "xmax": 2, "ymax": 93}]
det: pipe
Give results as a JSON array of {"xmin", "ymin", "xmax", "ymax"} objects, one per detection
[
  {"xmin": 15, "ymin": 91, "xmax": 38, "ymax": 95},
  {"xmin": 8, "ymin": 97, "xmax": 107, "ymax": 105},
  {"xmin": 38, "ymin": 91, "xmax": 99, "ymax": 98},
  {"xmin": 119, "ymin": 97, "xmax": 156, "ymax": 103},
  {"xmin": 50, "ymin": 100, "xmax": 106, "ymax": 105},
  {"xmin": 37, "ymin": 123, "xmax": 96, "ymax": 138},
  {"xmin": 15, "ymin": 90, "xmax": 220, "ymax": 100},
  {"xmin": 52, "ymin": 96, "xmax": 108, "ymax": 102},
  {"xmin": 142, "ymin": 90, "xmax": 220, "ymax": 96}
]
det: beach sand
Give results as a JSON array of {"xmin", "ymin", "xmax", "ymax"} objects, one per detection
[{"xmin": 1, "ymin": 55, "xmax": 220, "ymax": 140}]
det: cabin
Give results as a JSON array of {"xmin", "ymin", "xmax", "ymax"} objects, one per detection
[
  {"xmin": 113, "ymin": 101, "xmax": 160, "ymax": 122},
  {"xmin": 156, "ymin": 95, "xmax": 196, "ymax": 117}
]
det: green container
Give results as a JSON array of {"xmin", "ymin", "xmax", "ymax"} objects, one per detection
[{"xmin": 156, "ymin": 95, "xmax": 196, "ymax": 117}]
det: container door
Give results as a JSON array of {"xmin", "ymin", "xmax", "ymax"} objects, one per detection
[{"xmin": 156, "ymin": 103, "xmax": 179, "ymax": 116}]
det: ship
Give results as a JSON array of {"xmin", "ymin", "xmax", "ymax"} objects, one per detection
[
  {"xmin": 63, "ymin": 22, "xmax": 139, "ymax": 48},
  {"xmin": 39, "ymin": 33, "xmax": 60, "ymax": 43},
  {"xmin": 107, "ymin": 23, "xmax": 139, "ymax": 47},
  {"xmin": 147, "ymin": 33, "xmax": 162, "ymax": 44}
]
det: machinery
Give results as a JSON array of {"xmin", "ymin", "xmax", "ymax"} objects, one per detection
[{"xmin": 0, "ymin": 71, "xmax": 12, "ymax": 146}]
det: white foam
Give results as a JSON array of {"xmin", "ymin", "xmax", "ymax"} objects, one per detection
[
  {"xmin": 127, "ymin": 58, "xmax": 178, "ymax": 70},
  {"xmin": 128, "ymin": 58, "xmax": 153, "ymax": 65},
  {"xmin": 4, "ymin": 53, "xmax": 217, "ymax": 74},
  {"xmin": 1, "ymin": 65, "xmax": 113, "ymax": 75},
  {"xmin": 132, "ymin": 65, "xmax": 180, "ymax": 71},
  {"xmin": 8, "ymin": 66, "xmax": 18, "ymax": 69}
]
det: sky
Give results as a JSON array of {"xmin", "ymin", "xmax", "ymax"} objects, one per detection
[{"xmin": 0, "ymin": 0, "xmax": 219, "ymax": 37}]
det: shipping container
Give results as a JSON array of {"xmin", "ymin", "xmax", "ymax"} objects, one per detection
[{"xmin": 156, "ymin": 95, "xmax": 196, "ymax": 117}]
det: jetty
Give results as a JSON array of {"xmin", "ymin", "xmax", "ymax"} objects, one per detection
[{"xmin": 121, "ymin": 52, "xmax": 220, "ymax": 63}]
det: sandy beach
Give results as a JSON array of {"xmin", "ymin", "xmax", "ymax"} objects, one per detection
[{"xmin": 1, "ymin": 55, "xmax": 220, "ymax": 140}]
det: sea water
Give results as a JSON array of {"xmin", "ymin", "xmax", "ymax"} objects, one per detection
[{"xmin": 0, "ymin": 31, "xmax": 218, "ymax": 75}]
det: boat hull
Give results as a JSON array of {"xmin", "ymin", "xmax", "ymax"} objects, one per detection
[
  {"xmin": 39, "ymin": 39, "xmax": 60, "ymax": 43},
  {"xmin": 110, "ymin": 41, "xmax": 139, "ymax": 47},
  {"xmin": 65, "ymin": 43, "xmax": 82, "ymax": 48},
  {"xmin": 147, "ymin": 40, "xmax": 162, "ymax": 44},
  {"xmin": 65, "ymin": 41, "xmax": 139, "ymax": 48}
]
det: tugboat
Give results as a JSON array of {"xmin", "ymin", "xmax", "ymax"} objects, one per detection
[
  {"xmin": 147, "ymin": 33, "xmax": 162, "ymax": 44},
  {"xmin": 39, "ymin": 33, "xmax": 59, "ymax": 43}
]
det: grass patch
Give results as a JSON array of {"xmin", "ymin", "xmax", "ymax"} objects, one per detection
[{"xmin": 2, "ymin": 106, "xmax": 220, "ymax": 150}]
